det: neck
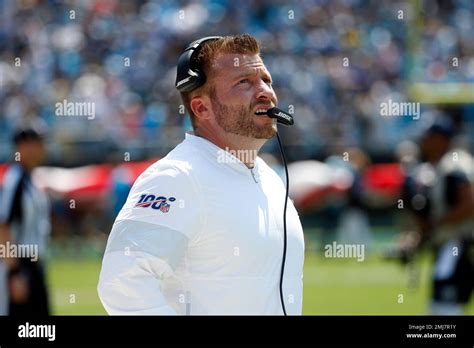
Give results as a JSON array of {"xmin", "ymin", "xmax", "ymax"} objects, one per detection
[{"xmin": 194, "ymin": 128, "xmax": 265, "ymax": 168}]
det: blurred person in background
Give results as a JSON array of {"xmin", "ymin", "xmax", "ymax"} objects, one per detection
[
  {"xmin": 405, "ymin": 119, "xmax": 474, "ymax": 315},
  {"xmin": 0, "ymin": 129, "xmax": 51, "ymax": 316},
  {"xmin": 389, "ymin": 140, "xmax": 422, "ymax": 267},
  {"xmin": 336, "ymin": 148, "xmax": 373, "ymax": 251}
]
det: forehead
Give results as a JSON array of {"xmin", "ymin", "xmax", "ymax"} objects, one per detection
[{"xmin": 210, "ymin": 53, "xmax": 270, "ymax": 79}]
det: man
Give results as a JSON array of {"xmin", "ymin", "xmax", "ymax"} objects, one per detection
[
  {"xmin": 406, "ymin": 120, "xmax": 474, "ymax": 314},
  {"xmin": 98, "ymin": 34, "xmax": 305, "ymax": 315},
  {"xmin": 0, "ymin": 129, "xmax": 51, "ymax": 315}
]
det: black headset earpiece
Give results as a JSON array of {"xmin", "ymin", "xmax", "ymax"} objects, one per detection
[{"xmin": 175, "ymin": 36, "xmax": 222, "ymax": 93}]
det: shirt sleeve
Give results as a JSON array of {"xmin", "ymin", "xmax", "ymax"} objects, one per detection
[
  {"xmin": 0, "ymin": 165, "xmax": 24, "ymax": 225},
  {"xmin": 98, "ymin": 220, "xmax": 185, "ymax": 315},
  {"xmin": 445, "ymin": 170, "xmax": 470, "ymax": 207},
  {"xmin": 98, "ymin": 162, "xmax": 203, "ymax": 315},
  {"xmin": 115, "ymin": 161, "xmax": 204, "ymax": 242}
]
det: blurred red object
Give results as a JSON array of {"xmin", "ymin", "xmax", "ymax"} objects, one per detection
[
  {"xmin": 0, "ymin": 159, "xmax": 158, "ymax": 212},
  {"xmin": 0, "ymin": 164, "xmax": 8, "ymax": 184},
  {"xmin": 362, "ymin": 163, "xmax": 404, "ymax": 198},
  {"xmin": 1, "ymin": 160, "xmax": 404, "ymax": 212},
  {"xmin": 288, "ymin": 161, "xmax": 405, "ymax": 213}
]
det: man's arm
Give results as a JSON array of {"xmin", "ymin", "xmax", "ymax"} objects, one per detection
[
  {"xmin": 0, "ymin": 167, "xmax": 23, "ymax": 269},
  {"xmin": 0, "ymin": 224, "xmax": 30, "ymax": 304},
  {"xmin": 98, "ymin": 162, "xmax": 203, "ymax": 315},
  {"xmin": 438, "ymin": 182, "xmax": 474, "ymax": 226},
  {"xmin": 0, "ymin": 166, "xmax": 30, "ymax": 304},
  {"xmin": 98, "ymin": 219, "xmax": 189, "ymax": 315},
  {"xmin": 0, "ymin": 224, "xmax": 18, "ymax": 269},
  {"xmin": 415, "ymin": 170, "xmax": 473, "ymax": 245}
]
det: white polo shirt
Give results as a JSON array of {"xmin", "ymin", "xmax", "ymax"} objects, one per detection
[{"xmin": 98, "ymin": 133, "xmax": 305, "ymax": 315}]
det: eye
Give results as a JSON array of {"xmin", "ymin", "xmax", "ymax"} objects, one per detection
[
  {"xmin": 263, "ymin": 78, "xmax": 272, "ymax": 85},
  {"xmin": 239, "ymin": 79, "xmax": 249, "ymax": 84}
]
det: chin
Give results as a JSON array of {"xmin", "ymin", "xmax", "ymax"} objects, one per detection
[{"xmin": 254, "ymin": 127, "xmax": 277, "ymax": 139}]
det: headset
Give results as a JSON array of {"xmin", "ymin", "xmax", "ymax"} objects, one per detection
[
  {"xmin": 175, "ymin": 36, "xmax": 223, "ymax": 93},
  {"xmin": 176, "ymin": 37, "xmax": 294, "ymax": 315}
]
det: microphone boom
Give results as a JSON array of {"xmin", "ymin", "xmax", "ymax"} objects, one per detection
[{"xmin": 266, "ymin": 107, "xmax": 294, "ymax": 126}]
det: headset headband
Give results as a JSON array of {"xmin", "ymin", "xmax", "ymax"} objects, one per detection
[{"xmin": 175, "ymin": 36, "xmax": 222, "ymax": 93}]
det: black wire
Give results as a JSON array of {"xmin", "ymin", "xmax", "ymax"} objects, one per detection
[{"xmin": 276, "ymin": 131, "xmax": 288, "ymax": 316}]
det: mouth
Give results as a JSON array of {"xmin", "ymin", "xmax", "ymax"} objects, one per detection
[{"xmin": 254, "ymin": 105, "xmax": 273, "ymax": 116}]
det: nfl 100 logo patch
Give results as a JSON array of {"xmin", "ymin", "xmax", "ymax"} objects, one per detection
[{"xmin": 135, "ymin": 194, "xmax": 176, "ymax": 213}]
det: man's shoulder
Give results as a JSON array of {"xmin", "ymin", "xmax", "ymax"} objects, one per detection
[
  {"xmin": 1, "ymin": 164, "xmax": 25, "ymax": 198},
  {"xmin": 131, "ymin": 142, "xmax": 206, "ymax": 191},
  {"xmin": 134, "ymin": 158, "xmax": 192, "ymax": 188},
  {"xmin": 439, "ymin": 148, "xmax": 474, "ymax": 181},
  {"xmin": 3, "ymin": 164, "xmax": 23, "ymax": 183},
  {"xmin": 115, "ymin": 143, "xmax": 206, "ymax": 229}
]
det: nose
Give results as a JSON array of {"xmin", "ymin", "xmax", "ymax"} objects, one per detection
[{"xmin": 255, "ymin": 80, "xmax": 277, "ymax": 105}]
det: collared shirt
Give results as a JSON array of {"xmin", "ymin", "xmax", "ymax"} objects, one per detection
[{"xmin": 98, "ymin": 133, "xmax": 305, "ymax": 315}]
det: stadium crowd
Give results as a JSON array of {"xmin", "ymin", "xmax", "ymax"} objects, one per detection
[{"xmin": 1, "ymin": 0, "xmax": 473, "ymax": 167}]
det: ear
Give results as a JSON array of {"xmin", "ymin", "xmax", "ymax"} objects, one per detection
[{"xmin": 190, "ymin": 95, "xmax": 211, "ymax": 121}]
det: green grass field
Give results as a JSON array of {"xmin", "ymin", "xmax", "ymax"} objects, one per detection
[{"xmin": 46, "ymin": 252, "xmax": 474, "ymax": 315}]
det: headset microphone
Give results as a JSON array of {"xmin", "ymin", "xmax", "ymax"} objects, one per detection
[
  {"xmin": 272, "ymin": 109, "xmax": 293, "ymax": 316},
  {"xmin": 265, "ymin": 107, "xmax": 294, "ymax": 126},
  {"xmin": 256, "ymin": 106, "xmax": 296, "ymax": 316}
]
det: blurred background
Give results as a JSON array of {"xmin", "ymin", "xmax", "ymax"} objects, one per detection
[{"xmin": 0, "ymin": 0, "xmax": 473, "ymax": 315}]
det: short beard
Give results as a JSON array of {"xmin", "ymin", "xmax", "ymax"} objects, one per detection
[{"xmin": 210, "ymin": 88, "xmax": 276, "ymax": 139}]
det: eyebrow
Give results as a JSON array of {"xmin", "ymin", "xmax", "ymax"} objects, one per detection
[{"xmin": 232, "ymin": 69, "xmax": 272, "ymax": 82}]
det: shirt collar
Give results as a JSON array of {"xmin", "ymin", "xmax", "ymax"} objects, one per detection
[{"xmin": 184, "ymin": 132, "xmax": 260, "ymax": 178}]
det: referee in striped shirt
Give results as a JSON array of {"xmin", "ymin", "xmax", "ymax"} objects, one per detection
[{"xmin": 0, "ymin": 129, "xmax": 51, "ymax": 315}]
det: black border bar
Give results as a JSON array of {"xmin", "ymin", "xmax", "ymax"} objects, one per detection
[{"xmin": 0, "ymin": 315, "xmax": 472, "ymax": 346}]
